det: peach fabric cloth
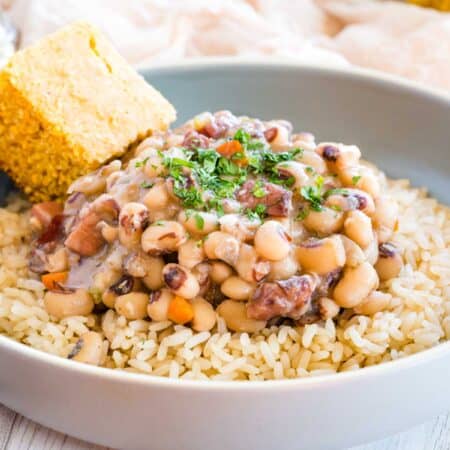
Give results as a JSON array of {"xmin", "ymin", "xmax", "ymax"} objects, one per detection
[{"xmin": 2, "ymin": 0, "xmax": 450, "ymax": 91}]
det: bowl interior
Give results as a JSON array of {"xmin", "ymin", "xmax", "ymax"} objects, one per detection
[{"xmin": 141, "ymin": 62, "xmax": 450, "ymax": 204}]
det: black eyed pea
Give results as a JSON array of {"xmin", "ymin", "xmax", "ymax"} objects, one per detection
[
  {"xmin": 178, "ymin": 239, "xmax": 206, "ymax": 269},
  {"xmin": 268, "ymin": 251, "xmax": 299, "ymax": 281},
  {"xmin": 316, "ymin": 143, "xmax": 361, "ymax": 173},
  {"xmin": 339, "ymin": 235, "xmax": 366, "ymax": 267},
  {"xmin": 234, "ymin": 243, "xmax": 271, "ymax": 283},
  {"xmin": 372, "ymin": 196, "xmax": 399, "ymax": 243},
  {"xmin": 142, "ymin": 182, "xmax": 170, "ymax": 211},
  {"xmin": 333, "ymin": 262, "xmax": 379, "ymax": 308},
  {"xmin": 364, "ymin": 235, "xmax": 379, "ymax": 265},
  {"xmin": 254, "ymin": 220, "xmax": 291, "ymax": 261},
  {"xmin": 354, "ymin": 291, "xmax": 392, "ymax": 315},
  {"xmin": 374, "ymin": 243, "xmax": 404, "ymax": 281},
  {"xmin": 275, "ymin": 161, "xmax": 309, "ymax": 190},
  {"xmin": 92, "ymin": 269, "xmax": 122, "ymax": 294},
  {"xmin": 265, "ymin": 124, "xmax": 290, "ymax": 151},
  {"xmin": 191, "ymin": 262, "xmax": 211, "ymax": 297},
  {"xmin": 135, "ymin": 136, "xmax": 165, "ymax": 155},
  {"xmin": 219, "ymin": 214, "xmax": 260, "ymax": 242},
  {"xmin": 296, "ymin": 236, "xmax": 346, "ymax": 275},
  {"xmin": 44, "ymin": 288, "xmax": 94, "ymax": 319},
  {"xmin": 302, "ymin": 207, "xmax": 344, "ymax": 236},
  {"xmin": 353, "ymin": 171, "xmax": 381, "ymax": 199},
  {"xmin": 178, "ymin": 210, "xmax": 219, "ymax": 236},
  {"xmin": 295, "ymin": 150, "xmax": 326, "ymax": 174},
  {"xmin": 318, "ymin": 297, "xmax": 341, "ymax": 320},
  {"xmin": 209, "ymin": 261, "xmax": 234, "ymax": 284},
  {"xmin": 326, "ymin": 189, "xmax": 375, "ymax": 215},
  {"xmin": 163, "ymin": 263, "xmax": 200, "ymax": 299},
  {"xmin": 217, "ymin": 299, "xmax": 267, "ymax": 333},
  {"xmin": 45, "ymin": 247, "xmax": 69, "ymax": 273},
  {"xmin": 191, "ymin": 297, "xmax": 217, "ymax": 332},
  {"xmin": 68, "ymin": 331, "xmax": 103, "ymax": 366},
  {"xmin": 203, "ymin": 231, "xmax": 240, "ymax": 266},
  {"xmin": 344, "ymin": 210, "xmax": 373, "ymax": 249},
  {"xmin": 68, "ymin": 174, "xmax": 106, "ymax": 196},
  {"xmin": 99, "ymin": 222, "xmax": 118, "ymax": 243},
  {"xmin": 147, "ymin": 289, "xmax": 173, "ymax": 321},
  {"xmin": 220, "ymin": 276, "xmax": 255, "ymax": 301},
  {"xmin": 114, "ymin": 292, "xmax": 148, "ymax": 320},
  {"xmin": 140, "ymin": 148, "xmax": 166, "ymax": 178},
  {"xmin": 141, "ymin": 220, "xmax": 187, "ymax": 255},
  {"xmin": 118, "ymin": 202, "xmax": 149, "ymax": 249}
]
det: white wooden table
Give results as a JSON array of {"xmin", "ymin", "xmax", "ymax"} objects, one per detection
[{"xmin": 0, "ymin": 404, "xmax": 448, "ymax": 450}]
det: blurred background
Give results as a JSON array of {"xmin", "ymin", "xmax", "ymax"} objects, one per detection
[{"xmin": 1, "ymin": 0, "xmax": 450, "ymax": 91}]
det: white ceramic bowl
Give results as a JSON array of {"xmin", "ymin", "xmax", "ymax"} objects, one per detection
[{"xmin": 0, "ymin": 61, "xmax": 449, "ymax": 450}]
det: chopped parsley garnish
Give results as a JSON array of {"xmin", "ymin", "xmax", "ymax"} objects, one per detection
[
  {"xmin": 296, "ymin": 208, "xmax": 309, "ymax": 221},
  {"xmin": 140, "ymin": 181, "xmax": 153, "ymax": 189},
  {"xmin": 300, "ymin": 185, "xmax": 324, "ymax": 212},
  {"xmin": 193, "ymin": 213, "xmax": 205, "ymax": 230},
  {"xmin": 252, "ymin": 180, "xmax": 267, "ymax": 198},
  {"xmin": 153, "ymin": 220, "xmax": 165, "ymax": 226},
  {"xmin": 173, "ymin": 185, "xmax": 204, "ymax": 209},
  {"xmin": 135, "ymin": 157, "xmax": 149, "ymax": 168},
  {"xmin": 305, "ymin": 166, "xmax": 315, "ymax": 174},
  {"xmin": 233, "ymin": 128, "xmax": 251, "ymax": 146},
  {"xmin": 323, "ymin": 188, "xmax": 349, "ymax": 199},
  {"xmin": 254, "ymin": 204, "xmax": 267, "ymax": 217},
  {"xmin": 245, "ymin": 204, "xmax": 267, "ymax": 221},
  {"xmin": 352, "ymin": 175, "xmax": 361, "ymax": 185}
]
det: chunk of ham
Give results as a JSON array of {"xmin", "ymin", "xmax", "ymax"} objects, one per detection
[
  {"xmin": 236, "ymin": 180, "xmax": 292, "ymax": 217},
  {"xmin": 247, "ymin": 274, "xmax": 317, "ymax": 321},
  {"xmin": 31, "ymin": 201, "xmax": 63, "ymax": 228},
  {"xmin": 64, "ymin": 196, "xmax": 119, "ymax": 257}
]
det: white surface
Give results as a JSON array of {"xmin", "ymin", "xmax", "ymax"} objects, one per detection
[{"xmin": 0, "ymin": 404, "xmax": 448, "ymax": 450}]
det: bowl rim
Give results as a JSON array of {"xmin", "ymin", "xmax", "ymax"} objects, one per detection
[{"xmin": 1, "ymin": 59, "xmax": 449, "ymax": 390}]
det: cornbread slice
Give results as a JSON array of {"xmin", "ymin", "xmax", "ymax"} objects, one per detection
[{"xmin": 0, "ymin": 21, "xmax": 176, "ymax": 201}]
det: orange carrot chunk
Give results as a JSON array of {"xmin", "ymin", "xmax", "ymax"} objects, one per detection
[
  {"xmin": 216, "ymin": 140, "xmax": 243, "ymax": 158},
  {"xmin": 41, "ymin": 271, "xmax": 68, "ymax": 290},
  {"xmin": 168, "ymin": 296, "xmax": 194, "ymax": 324}
]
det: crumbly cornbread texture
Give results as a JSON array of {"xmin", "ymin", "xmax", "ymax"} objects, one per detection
[{"xmin": 0, "ymin": 22, "xmax": 176, "ymax": 201}]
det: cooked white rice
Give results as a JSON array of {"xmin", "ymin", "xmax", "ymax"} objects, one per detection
[{"xmin": 0, "ymin": 180, "xmax": 449, "ymax": 381}]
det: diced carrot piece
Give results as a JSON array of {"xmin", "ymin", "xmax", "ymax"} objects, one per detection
[
  {"xmin": 217, "ymin": 140, "xmax": 243, "ymax": 158},
  {"xmin": 168, "ymin": 296, "xmax": 194, "ymax": 325},
  {"xmin": 41, "ymin": 271, "xmax": 68, "ymax": 290}
]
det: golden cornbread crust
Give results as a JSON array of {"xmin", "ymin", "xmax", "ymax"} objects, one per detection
[{"xmin": 0, "ymin": 21, "xmax": 176, "ymax": 201}]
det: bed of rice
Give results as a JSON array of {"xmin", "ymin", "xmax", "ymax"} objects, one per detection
[{"xmin": 0, "ymin": 179, "xmax": 448, "ymax": 381}]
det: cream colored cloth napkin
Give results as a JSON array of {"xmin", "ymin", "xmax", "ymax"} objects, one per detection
[{"xmin": 2, "ymin": 0, "xmax": 450, "ymax": 91}]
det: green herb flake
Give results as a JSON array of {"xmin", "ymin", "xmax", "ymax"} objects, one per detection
[
  {"xmin": 88, "ymin": 287, "xmax": 103, "ymax": 305},
  {"xmin": 252, "ymin": 180, "xmax": 267, "ymax": 198},
  {"xmin": 140, "ymin": 181, "xmax": 154, "ymax": 189},
  {"xmin": 194, "ymin": 213, "xmax": 205, "ymax": 230},
  {"xmin": 254, "ymin": 204, "xmax": 267, "ymax": 217},
  {"xmin": 233, "ymin": 129, "xmax": 251, "ymax": 146},
  {"xmin": 135, "ymin": 157, "xmax": 150, "ymax": 168},
  {"xmin": 323, "ymin": 188, "xmax": 349, "ymax": 199},
  {"xmin": 305, "ymin": 166, "xmax": 315, "ymax": 174},
  {"xmin": 352, "ymin": 175, "xmax": 362, "ymax": 185},
  {"xmin": 153, "ymin": 220, "xmax": 165, "ymax": 226},
  {"xmin": 296, "ymin": 208, "xmax": 309, "ymax": 221}
]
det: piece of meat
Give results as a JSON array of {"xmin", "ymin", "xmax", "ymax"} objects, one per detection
[
  {"xmin": 236, "ymin": 180, "xmax": 292, "ymax": 217},
  {"xmin": 64, "ymin": 211, "xmax": 105, "ymax": 256},
  {"xmin": 247, "ymin": 274, "xmax": 317, "ymax": 321},
  {"xmin": 63, "ymin": 195, "xmax": 119, "ymax": 257},
  {"xmin": 31, "ymin": 201, "xmax": 63, "ymax": 228},
  {"xmin": 182, "ymin": 130, "xmax": 210, "ymax": 149}
]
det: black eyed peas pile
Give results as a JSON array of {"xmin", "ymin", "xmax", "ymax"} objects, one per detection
[{"xmin": 29, "ymin": 111, "xmax": 403, "ymax": 338}]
